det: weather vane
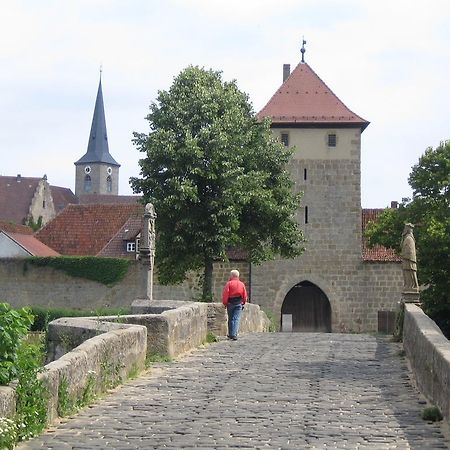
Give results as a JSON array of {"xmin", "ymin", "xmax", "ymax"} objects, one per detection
[{"xmin": 301, "ymin": 37, "xmax": 307, "ymax": 63}]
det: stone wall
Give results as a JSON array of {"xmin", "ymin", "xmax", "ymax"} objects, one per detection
[
  {"xmin": 0, "ymin": 258, "xmax": 246, "ymax": 310},
  {"xmin": 403, "ymin": 303, "xmax": 450, "ymax": 421}
]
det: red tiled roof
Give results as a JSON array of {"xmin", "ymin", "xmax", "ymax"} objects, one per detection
[
  {"xmin": 98, "ymin": 216, "xmax": 143, "ymax": 258},
  {"xmin": 0, "ymin": 220, "xmax": 33, "ymax": 235},
  {"xmin": 78, "ymin": 194, "xmax": 142, "ymax": 205},
  {"xmin": 258, "ymin": 63, "xmax": 369, "ymax": 130},
  {"xmin": 0, "ymin": 175, "xmax": 40, "ymax": 224},
  {"xmin": 50, "ymin": 186, "xmax": 78, "ymax": 212},
  {"xmin": 362, "ymin": 209, "xmax": 400, "ymax": 262},
  {"xmin": 36, "ymin": 203, "xmax": 144, "ymax": 256},
  {"xmin": 6, "ymin": 232, "xmax": 60, "ymax": 256}
]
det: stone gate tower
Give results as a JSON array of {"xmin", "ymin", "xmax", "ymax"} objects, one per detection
[
  {"xmin": 74, "ymin": 77, "xmax": 120, "ymax": 197},
  {"xmin": 252, "ymin": 51, "xmax": 402, "ymax": 333}
]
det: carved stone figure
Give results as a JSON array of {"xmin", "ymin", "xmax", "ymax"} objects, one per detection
[{"xmin": 401, "ymin": 223, "xmax": 419, "ymax": 293}]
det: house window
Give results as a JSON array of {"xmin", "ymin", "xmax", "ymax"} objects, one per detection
[
  {"xmin": 281, "ymin": 133, "xmax": 289, "ymax": 147},
  {"xmin": 126, "ymin": 242, "xmax": 136, "ymax": 252},
  {"xmin": 328, "ymin": 133, "xmax": 337, "ymax": 147},
  {"xmin": 305, "ymin": 206, "xmax": 309, "ymax": 224},
  {"xmin": 106, "ymin": 175, "xmax": 112, "ymax": 192},
  {"xmin": 84, "ymin": 175, "xmax": 92, "ymax": 192}
]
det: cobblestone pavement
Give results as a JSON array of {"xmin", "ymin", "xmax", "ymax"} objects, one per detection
[{"xmin": 18, "ymin": 333, "xmax": 449, "ymax": 449}]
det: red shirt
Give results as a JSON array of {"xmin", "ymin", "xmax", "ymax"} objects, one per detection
[{"xmin": 222, "ymin": 278, "xmax": 248, "ymax": 306}]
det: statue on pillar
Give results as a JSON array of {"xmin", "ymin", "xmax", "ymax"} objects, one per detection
[
  {"xmin": 139, "ymin": 203, "xmax": 157, "ymax": 300},
  {"xmin": 401, "ymin": 223, "xmax": 419, "ymax": 296}
]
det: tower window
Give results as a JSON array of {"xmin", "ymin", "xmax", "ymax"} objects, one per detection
[
  {"xmin": 281, "ymin": 133, "xmax": 289, "ymax": 147},
  {"xmin": 42, "ymin": 200, "xmax": 46, "ymax": 209},
  {"xmin": 106, "ymin": 175, "xmax": 112, "ymax": 193},
  {"xmin": 84, "ymin": 175, "xmax": 92, "ymax": 192},
  {"xmin": 303, "ymin": 168, "xmax": 307, "ymax": 181},
  {"xmin": 328, "ymin": 133, "xmax": 337, "ymax": 147},
  {"xmin": 305, "ymin": 206, "xmax": 309, "ymax": 224}
]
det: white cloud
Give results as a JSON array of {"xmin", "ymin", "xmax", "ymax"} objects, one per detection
[{"xmin": 1, "ymin": 0, "xmax": 450, "ymax": 206}]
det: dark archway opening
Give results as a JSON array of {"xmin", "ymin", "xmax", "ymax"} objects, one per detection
[{"xmin": 281, "ymin": 281, "xmax": 331, "ymax": 332}]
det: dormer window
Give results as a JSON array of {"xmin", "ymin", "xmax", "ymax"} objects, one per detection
[
  {"xmin": 126, "ymin": 242, "xmax": 136, "ymax": 252},
  {"xmin": 327, "ymin": 133, "xmax": 337, "ymax": 147}
]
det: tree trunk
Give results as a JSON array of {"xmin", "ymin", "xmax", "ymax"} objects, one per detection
[{"xmin": 202, "ymin": 257, "xmax": 213, "ymax": 301}]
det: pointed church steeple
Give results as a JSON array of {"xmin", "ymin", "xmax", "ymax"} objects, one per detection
[
  {"xmin": 74, "ymin": 75, "xmax": 120, "ymax": 197},
  {"xmin": 75, "ymin": 77, "xmax": 120, "ymax": 166}
]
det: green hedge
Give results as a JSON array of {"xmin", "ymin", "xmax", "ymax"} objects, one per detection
[
  {"xmin": 29, "ymin": 306, "xmax": 131, "ymax": 331},
  {"xmin": 27, "ymin": 256, "xmax": 131, "ymax": 286}
]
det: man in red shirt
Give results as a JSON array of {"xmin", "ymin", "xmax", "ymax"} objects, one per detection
[{"xmin": 222, "ymin": 269, "xmax": 248, "ymax": 340}]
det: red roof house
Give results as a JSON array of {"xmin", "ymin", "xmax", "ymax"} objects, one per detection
[
  {"xmin": 36, "ymin": 203, "xmax": 144, "ymax": 257},
  {"xmin": 0, "ymin": 221, "xmax": 59, "ymax": 257}
]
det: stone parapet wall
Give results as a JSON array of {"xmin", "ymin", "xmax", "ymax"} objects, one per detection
[
  {"xmin": 0, "ymin": 386, "xmax": 15, "ymax": 418},
  {"xmin": 403, "ymin": 303, "xmax": 450, "ymax": 421},
  {"xmin": 44, "ymin": 323, "xmax": 147, "ymax": 422}
]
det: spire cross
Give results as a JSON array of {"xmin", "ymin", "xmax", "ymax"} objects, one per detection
[{"xmin": 301, "ymin": 38, "xmax": 306, "ymax": 63}]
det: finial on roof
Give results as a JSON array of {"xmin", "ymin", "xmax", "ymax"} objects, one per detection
[
  {"xmin": 301, "ymin": 38, "xmax": 306, "ymax": 63},
  {"xmin": 99, "ymin": 64, "xmax": 103, "ymax": 80}
]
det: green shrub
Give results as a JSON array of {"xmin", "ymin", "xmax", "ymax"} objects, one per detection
[
  {"xmin": 28, "ymin": 256, "xmax": 131, "ymax": 286},
  {"xmin": 422, "ymin": 406, "xmax": 443, "ymax": 422},
  {"xmin": 0, "ymin": 417, "xmax": 17, "ymax": 450},
  {"xmin": 0, "ymin": 303, "xmax": 34, "ymax": 385},
  {"xmin": 15, "ymin": 338, "xmax": 48, "ymax": 441}
]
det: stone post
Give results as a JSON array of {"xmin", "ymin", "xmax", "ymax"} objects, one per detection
[{"xmin": 139, "ymin": 203, "xmax": 157, "ymax": 301}]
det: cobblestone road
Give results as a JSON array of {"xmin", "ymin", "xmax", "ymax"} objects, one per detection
[{"xmin": 19, "ymin": 333, "xmax": 449, "ymax": 449}]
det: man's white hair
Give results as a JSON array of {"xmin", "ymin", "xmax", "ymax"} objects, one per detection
[{"xmin": 230, "ymin": 269, "xmax": 240, "ymax": 278}]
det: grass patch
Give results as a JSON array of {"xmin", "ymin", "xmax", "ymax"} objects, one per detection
[
  {"xmin": 422, "ymin": 406, "xmax": 443, "ymax": 422},
  {"xmin": 145, "ymin": 353, "xmax": 172, "ymax": 368}
]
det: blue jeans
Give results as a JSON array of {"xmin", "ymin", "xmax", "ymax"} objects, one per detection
[{"xmin": 227, "ymin": 303, "xmax": 243, "ymax": 337}]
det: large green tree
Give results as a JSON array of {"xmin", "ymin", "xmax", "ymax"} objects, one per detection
[
  {"xmin": 366, "ymin": 141, "xmax": 450, "ymax": 336},
  {"xmin": 131, "ymin": 66, "xmax": 305, "ymax": 300}
]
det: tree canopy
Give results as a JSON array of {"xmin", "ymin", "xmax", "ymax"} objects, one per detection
[
  {"xmin": 131, "ymin": 66, "xmax": 304, "ymax": 300},
  {"xmin": 366, "ymin": 141, "xmax": 450, "ymax": 336}
]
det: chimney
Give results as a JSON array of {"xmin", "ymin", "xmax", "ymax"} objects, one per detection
[
  {"xmin": 16, "ymin": 174, "xmax": 21, "ymax": 182},
  {"xmin": 390, "ymin": 201, "xmax": 398, "ymax": 209},
  {"xmin": 283, "ymin": 64, "xmax": 290, "ymax": 82}
]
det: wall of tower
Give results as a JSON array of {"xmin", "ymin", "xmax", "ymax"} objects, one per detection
[
  {"xmin": 75, "ymin": 163, "xmax": 119, "ymax": 197},
  {"xmin": 251, "ymin": 127, "xmax": 402, "ymax": 332}
]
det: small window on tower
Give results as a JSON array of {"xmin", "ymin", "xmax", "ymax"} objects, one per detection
[
  {"xmin": 106, "ymin": 175, "xmax": 112, "ymax": 193},
  {"xmin": 42, "ymin": 200, "xmax": 46, "ymax": 209},
  {"xmin": 281, "ymin": 133, "xmax": 289, "ymax": 147},
  {"xmin": 305, "ymin": 206, "xmax": 309, "ymax": 224},
  {"xmin": 328, "ymin": 133, "xmax": 337, "ymax": 147},
  {"xmin": 303, "ymin": 168, "xmax": 307, "ymax": 181},
  {"xmin": 84, "ymin": 175, "xmax": 92, "ymax": 192}
]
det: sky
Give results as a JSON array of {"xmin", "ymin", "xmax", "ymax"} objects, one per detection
[{"xmin": 1, "ymin": 0, "xmax": 450, "ymax": 208}]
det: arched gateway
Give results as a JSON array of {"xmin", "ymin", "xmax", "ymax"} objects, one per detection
[{"xmin": 281, "ymin": 281, "xmax": 331, "ymax": 332}]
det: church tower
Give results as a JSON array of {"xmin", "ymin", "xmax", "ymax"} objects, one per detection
[
  {"xmin": 74, "ymin": 76, "xmax": 120, "ymax": 197},
  {"xmin": 253, "ymin": 44, "xmax": 376, "ymax": 332}
]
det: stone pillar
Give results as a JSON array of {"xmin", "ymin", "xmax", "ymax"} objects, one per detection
[{"xmin": 139, "ymin": 203, "xmax": 156, "ymax": 301}]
